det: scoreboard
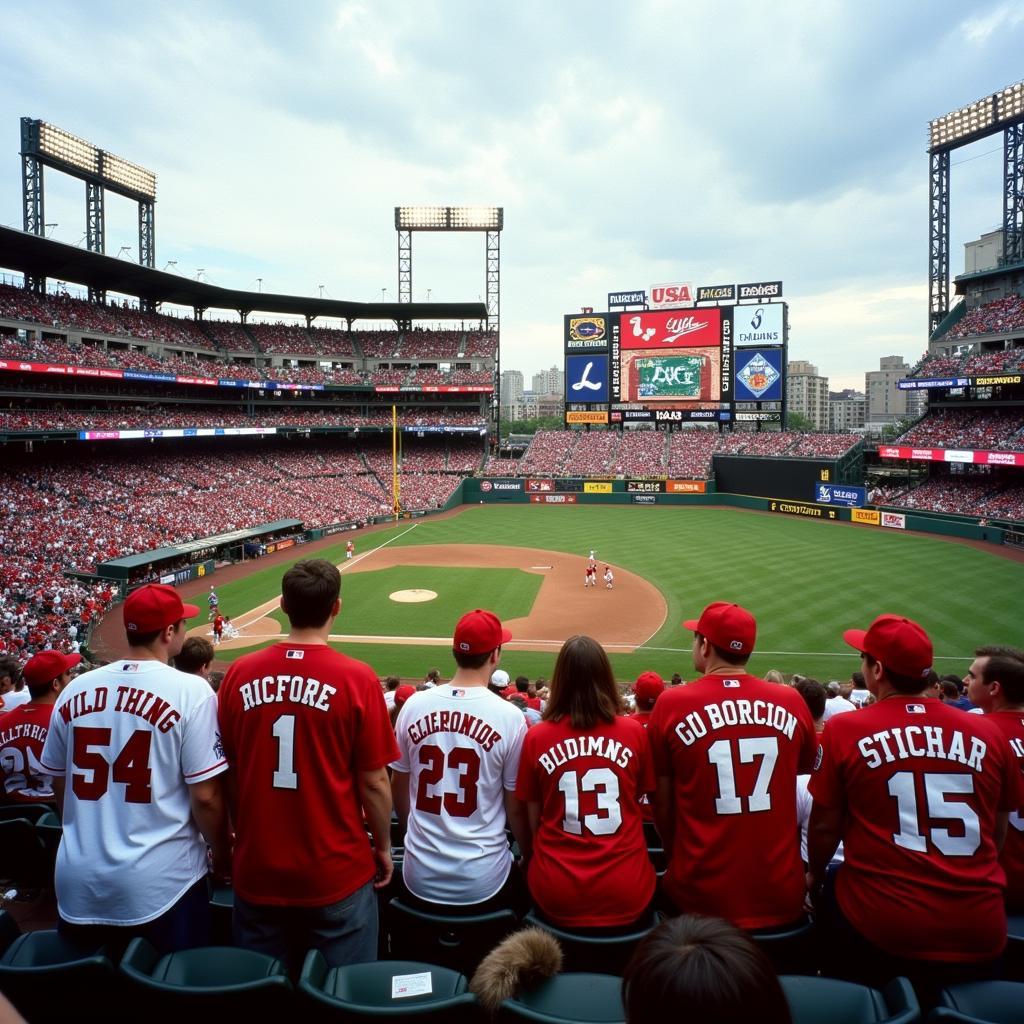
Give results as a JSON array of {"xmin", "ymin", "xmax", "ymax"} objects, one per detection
[{"xmin": 563, "ymin": 298, "xmax": 786, "ymax": 426}]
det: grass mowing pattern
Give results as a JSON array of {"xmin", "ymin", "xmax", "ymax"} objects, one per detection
[{"xmin": 211, "ymin": 506, "xmax": 1024, "ymax": 683}]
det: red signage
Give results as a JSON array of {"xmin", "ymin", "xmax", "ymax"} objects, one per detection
[
  {"xmin": 529, "ymin": 494, "xmax": 578, "ymax": 504},
  {"xmin": 878, "ymin": 445, "xmax": 1024, "ymax": 468},
  {"xmin": 619, "ymin": 308, "xmax": 721, "ymax": 350},
  {"xmin": 374, "ymin": 385, "xmax": 493, "ymax": 394},
  {"xmin": 649, "ymin": 282, "xmax": 695, "ymax": 308},
  {"xmin": 0, "ymin": 359, "xmax": 125, "ymax": 380}
]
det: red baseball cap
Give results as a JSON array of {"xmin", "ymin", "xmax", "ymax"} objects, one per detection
[
  {"xmin": 842, "ymin": 614, "xmax": 933, "ymax": 680},
  {"xmin": 453, "ymin": 610, "xmax": 512, "ymax": 655},
  {"xmin": 395, "ymin": 684, "xmax": 417, "ymax": 708},
  {"xmin": 634, "ymin": 670, "xmax": 665, "ymax": 702},
  {"xmin": 124, "ymin": 584, "xmax": 200, "ymax": 633},
  {"xmin": 23, "ymin": 649, "xmax": 82, "ymax": 687},
  {"xmin": 684, "ymin": 602, "xmax": 757, "ymax": 657}
]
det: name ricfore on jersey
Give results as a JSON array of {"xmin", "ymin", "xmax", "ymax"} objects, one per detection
[
  {"xmin": 674, "ymin": 698, "xmax": 798, "ymax": 746},
  {"xmin": 59, "ymin": 685, "xmax": 181, "ymax": 733},
  {"xmin": 405, "ymin": 709, "xmax": 502, "ymax": 752},
  {"xmin": 537, "ymin": 734, "xmax": 636, "ymax": 774},
  {"xmin": 857, "ymin": 725, "xmax": 987, "ymax": 771},
  {"xmin": 238, "ymin": 674, "xmax": 338, "ymax": 713}
]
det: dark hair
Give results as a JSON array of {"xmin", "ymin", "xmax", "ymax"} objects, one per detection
[
  {"xmin": 281, "ymin": 559, "xmax": 340, "ymax": 629},
  {"xmin": 453, "ymin": 649, "xmax": 493, "ymax": 670},
  {"xmin": 509, "ymin": 694, "xmax": 528, "ymax": 710},
  {"xmin": 126, "ymin": 620, "xmax": 184, "ymax": 648},
  {"xmin": 385, "ymin": 676, "xmax": 401, "ymax": 691},
  {"xmin": 851, "ymin": 670, "xmax": 866, "ymax": 688},
  {"xmin": 175, "ymin": 636, "xmax": 215, "ymax": 675},
  {"xmin": 623, "ymin": 915, "xmax": 792, "ymax": 1024},
  {"xmin": 544, "ymin": 635, "xmax": 621, "ymax": 729},
  {"xmin": 699, "ymin": 634, "xmax": 748, "ymax": 667},
  {"xmin": 516, "ymin": 677, "xmax": 530, "ymax": 693},
  {"xmin": 976, "ymin": 646, "xmax": 1024, "ymax": 704},
  {"xmin": 0, "ymin": 656, "xmax": 21, "ymax": 687},
  {"xmin": 863, "ymin": 653, "xmax": 924, "ymax": 695},
  {"xmin": 26, "ymin": 678, "xmax": 58, "ymax": 700},
  {"xmin": 939, "ymin": 679, "xmax": 960, "ymax": 700},
  {"xmin": 794, "ymin": 678, "xmax": 827, "ymax": 721},
  {"xmin": 426, "ymin": 668, "xmax": 441, "ymax": 682}
]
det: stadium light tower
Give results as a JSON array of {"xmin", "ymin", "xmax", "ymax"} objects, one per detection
[
  {"xmin": 19, "ymin": 117, "xmax": 157, "ymax": 303},
  {"xmin": 395, "ymin": 205, "xmax": 503, "ymax": 433},
  {"xmin": 927, "ymin": 80, "xmax": 1024, "ymax": 336}
]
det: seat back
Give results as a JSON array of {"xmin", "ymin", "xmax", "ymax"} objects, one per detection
[
  {"xmin": 0, "ymin": 802, "xmax": 56, "ymax": 824},
  {"xmin": 932, "ymin": 980, "xmax": 1024, "ymax": 1024},
  {"xmin": 1006, "ymin": 915, "xmax": 1024, "ymax": 982},
  {"xmin": 750, "ymin": 917, "xmax": 816, "ymax": 976},
  {"xmin": 299, "ymin": 951, "xmax": 476, "ymax": 1022},
  {"xmin": 780, "ymin": 975, "xmax": 920, "ymax": 1024},
  {"xmin": 386, "ymin": 898, "xmax": 518, "ymax": 977},
  {"xmin": 523, "ymin": 911, "xmax": 658, "ymax": 975},
  {"xmin": 0, "ymin": 817, "xmax": 46, "ymax": 887},
  {"xmin": 498, "ymin": 972, "xmax": 626, "ymax": 1024}
]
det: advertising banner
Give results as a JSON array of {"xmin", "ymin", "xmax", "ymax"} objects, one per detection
[
  {"xmin": 620, "ymin": 308, "xmax": 721, "ymax": 350},
  {"xmin": 734, "ymin": 305, "xmax": 784, "ymax": 347},
  {"xmin": 814, "ymin": 483, "xmax": 866, "ymax": 507},
  {"xmin": 878, "ymin": 445, "xmax": 1024, "ymax": 468},
  {"xmin": 626, "ymin": 480, "xmax": 665, "ymax": 493},
  {"xmin": 667, "ymin": 480, "xmax": 707, "ymax": 493},
  {"xmin": 649, "ymin": 282, "xmax": 695, "ymax": 308},
  {"xmin": 898, "ymin": 377, "xmax": 971, "ymax": 390},
  {"xmin": 768, "ymin": 499, "xmax": 839, "ymax": 520},
  {"xmin": 583, "ymin": 482, "xmax": 613, "ymax": 493},
  {"xmin": 881, "ymin": 512, "xmax": 906, "ymax": 530},
  {"xmin": 79, "ymin": 427, "xmax": 278, "ymax": 441},
  {"xmin": 632, "ymin": 494, "xmax": 658, "ymax": 504},
  {"xmin": 696, "ymin": 284, "xmax": 736, "ymax": 303},
  {"xmin": 734, "ymin": 347, "xmax": 783, "ymax": 401},
  {"xmin": 852, "ymin": 509, "xmax": 881, "ymax": 526},
  {"xmin": 526, "ymin": 479, "xmax": 556, "ymax": 492},
  {"xmin": 564, "ymin": 314, "xmax": 611, "ymax": 350},
  {"xmin": 738, "ymin": 281, "xmax": 783, "ymax": 300},
  {"xmin": 0, "ymin": 359, "xmax": 125, "ymax": 380},
  {"xmin": 530, "ymin": 494, "xmax": 578, "ymax": 504},
  {"xmin": 565, "ymin": 354, "xmax": 609, "ymax": 403},
  {"xmin": 566, "ymin": 410, "xmax": 609, "ymax": 425},
  {"xmin": 479, "ymin": 479, "xmax": 523, "ymax": 493},
  {"xmin": 608, "ymin": 290, "xmax": 647, "ymax": 307}
]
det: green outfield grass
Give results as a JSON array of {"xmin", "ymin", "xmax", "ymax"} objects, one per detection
[{"xmin": 211, "ymin": 505, "xmax": 1024, "ymax": 684}]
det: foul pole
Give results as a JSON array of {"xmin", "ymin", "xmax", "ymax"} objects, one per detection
[{"xmin": 392, "ymin": 404, "xmax": 401, "ymax": 520}]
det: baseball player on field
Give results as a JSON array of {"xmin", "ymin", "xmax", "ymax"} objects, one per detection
[
  {"xmin": 604, "ymin": 566, "xmax": 614, "ymax": 590},
  {"xmin": 346, "ymin": 540, "xmax": 354, "ymax": 560},
  {"xmin": 391, "ymin": 609, "xmax": 532, "ymax": 914},
  {"xmin": 212, "ymin": 612, "xmax": 225, "ymax": 646},
  {"xmin": 207, "ymin": 585, "xmax": 219, "ymax": 621},
  {"xmin": 585, "ymin": 565, "xmax": 597, "ymax": 588},
  {"xmin": 40, "ymin": 584, "xmax": 231, "ymax": 953}
]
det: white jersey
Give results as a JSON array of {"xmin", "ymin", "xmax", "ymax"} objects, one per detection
[
  {"xmin": 1, "ymin": 689, "xmax": 31, "ymax": 713},
  {"xmin": 848, "ymin": 688, "xmax": 871, "ymax": 708},
  {"xmin": 40, "ymin": 659, "xmax": 227, "ymax": 926},
  {"xmin": 822, "ymin": 695, "xmax": 857, "ymax": 721},
  {"xmin": 391, "ymin": 683, "xmax": 526, "ymax": 905}
]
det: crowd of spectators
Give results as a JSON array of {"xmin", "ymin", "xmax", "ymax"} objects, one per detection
[
  {"xmin": 897, "ymin": 409, "xmax": 1024, "ymax": 452},
  {"xmin": 572, "ymin": 431, "xmax": 621, "ymax": 475},
  {"xmin": 945, "ymin": 294, "xmax": 1024, "ymax": 340},
  {"xmin": 666, "ymin": 430, "xmax": 720, "ymax": 479},
  {"xmin": 614, "ymin": 430, "xmax": 667, "ymax": 476},
  {"xmin": 878, "ymin": 475, "xmax": 1024, "ymax": 522}
]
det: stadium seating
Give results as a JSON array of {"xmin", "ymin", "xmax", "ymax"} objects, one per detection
[
  {"xmin": 778, "ymin": 975, "xmax": 920, "ymax": 1024},
  {"xmin": 897, "ymin": 410, "xmax": 1024, "ymax": 452},
  {"xmin": 930, "ymin": 981, "xmax": 1024, "ymax": 1023},
  {"xmin": 945, "ymin": 295, "xmax": 1024, "ymax": 341},
  {"xmin": 496, "ymin": 972, "xmax": 626, "ymax": 1024},
  {"xmin": 522, "ymin": 910, "xmax": 660, "ymax": 975}
]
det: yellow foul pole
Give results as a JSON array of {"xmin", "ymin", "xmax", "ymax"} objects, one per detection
[{"xmin": 392, "ymin": 404, "xmax": 401, "ymax": 519}]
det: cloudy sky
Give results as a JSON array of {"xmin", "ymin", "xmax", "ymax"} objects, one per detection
[{"xmin": 1, "ymin": 1, "xmax": 1022, "ymax": 389}]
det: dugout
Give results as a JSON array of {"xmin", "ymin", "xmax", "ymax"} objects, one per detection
[{"xmin": 97, "ymin": 518, "xmax": 303, "ymax": 588}]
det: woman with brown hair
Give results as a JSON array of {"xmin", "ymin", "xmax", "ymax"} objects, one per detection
[{"xmin": 515, "ymin": 635, "xmax": 656, "ymax": 931}]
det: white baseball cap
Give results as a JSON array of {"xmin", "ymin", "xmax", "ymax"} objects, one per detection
[{"xmin": 491, "ymin": 669, "xmax": 510, "ymax": 687}]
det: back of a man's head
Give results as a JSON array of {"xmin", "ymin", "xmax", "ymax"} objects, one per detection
[
  {"xmin": 281, "ymin": 559, "xmax": 341, "ymax": 630},
  {"xmin": 516, "ymin": 676, "xmax": 530, "ymax": 693},
  {"xmin": 175, "ymin": 636, "xmax": 215, "ymax": 676},
  {"xmin": 794, "ymin": 678, "xmax": 827, "ymax": 723},
  {"xmin": 939, "ymin": 679, "xmax": 961, "ymax": 701}
]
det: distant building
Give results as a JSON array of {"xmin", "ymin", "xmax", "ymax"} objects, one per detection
[
  {"xmin": 531, "ymin": 366, "xmax": 564, "ymax": 395},
  {"xmin": 828, "ymin": 389, "xmax": 867, "ymax": 432},
  {"xmin": 865, "ymin": 355, "xmax": 924, "ymax": 429},
  {"xmin": 786, "ymin": 360, "xmax": 830, "ymax": 431},
  {"xmin": 501, "ymin": 369, "xmax": 524, "ymax": 404}
]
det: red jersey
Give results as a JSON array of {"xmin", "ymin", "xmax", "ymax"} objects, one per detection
[
  {"xmin": 985, "ymin": 711, "xmax": 1024, "ymax": 910},
  {"xmin": 218, "ymin": 643, "xmax": 398, "ymax": 906},
  {"xmin": 648, "ymin": 673, "xmax": 817, "ymax": 928},
  {"xmin": 0, "ymin": 702, "xmax": 56, "ymax": 803},
  {"xmin": 213, "ymin": 615, "xmax": 224, "ymax": 633},
  {"xmin": 516, "ymin": 715, "xmax": 656, "ymax": 927},
  {"xmin": 810, "ymin": 697, "xmax": 1022, "ymax": 961}
]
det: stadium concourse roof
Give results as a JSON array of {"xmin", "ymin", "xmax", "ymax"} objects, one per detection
[{"xmin": 0, "ymin": 225, "xmax": 487, "ymax": 322}]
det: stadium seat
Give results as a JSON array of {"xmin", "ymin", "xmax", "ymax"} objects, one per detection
[
  {"xmin": 0, "ymin": 915, "xmax": 117, "ymax": 1022},
  {"xmin": 298, "ymin": 951, "xmax": 477, "ymax": 1022},
  {"xmin": 523, "ymin": 909, "xmax": 660, "ymax": 975},
  {"xmin": 497, "ymin": 972, "xmax": 626, "ymax": 1023},
  {"xmin": 646, "ymin": 847, "xmax": 668, "ymax": 873},
  {"xmin": 750, "ymin": 916, "xmax": 816, "ymax": 975},
  {"xmin": 0, "ymin": 802, "xmax": 56, "ymax": 824},
  {"xmin": 0, "ymin": 816, "xmax": 47, "ymax": 887},
  {"xmin": 385, "ymin": 898, "xmax": 518, "ymax": 977},
  {"xmin": 36, "ymin": 809, "xmax": 62, "ymax": 876},
  {"xmin": 642, "ymin": 821, "xmax": 661, "ymax": 848},
  {"xmin": 930, "ymin": 980, "xmax": 1024, "ymax": 1023},
  {"xmin": 210, "ymin": 883, "xmax": 235, "ymax": 946},
  {"xmin": 1005, "ymin": 916, "xmax": 1024, "ymax": 981},
  {"xmin": 119, "ymin": 938, "xmax": 293, "ymax": 1014},
  {"xmin": 780, "ymin": 975, "xmax": 920, "ymax": 1024}
]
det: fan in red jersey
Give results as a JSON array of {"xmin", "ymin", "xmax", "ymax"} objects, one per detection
[
  {"xmin": 218, "ymin": 559, "xmax": 397, "ymax": 973},
  {"xmin": 808, "ymin": 616, "xmax": 1024, "ymax": 1003},
  {"xmin": 517, "ymin": 635, "xmax": 656, "ymax": 930},
  {"xmin": 648, "ymin": 601, "xmax": 817, "ymax": 929}
]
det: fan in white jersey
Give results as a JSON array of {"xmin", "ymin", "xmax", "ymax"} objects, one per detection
[
  {"xmin": 391, "ymin": 609, "xmax": 531, "ymax": 913},
  {"xmin": 40, "ymin": 584, "xmax": 230, "ymax": 953}
]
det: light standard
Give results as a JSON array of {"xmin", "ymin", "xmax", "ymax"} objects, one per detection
[
  {"xmin": 45, "ymin": 223, "xmax": 58, "ymax": 237},
  {"xmin": 381, "ymin": 287, "xmax": 387, "ymax": 302},
  {"xmin": 117, "ymin": 245, "xmax": 132, "ymax": 259},
  {"xmin": 196, "ymin": 269, "xmax": 206, "ymax": 281},
  {"xmin": 426, "ymin": 288, "xmax": 431, "ymax": 301},
  {"xmin": 319, "ymin": 284, "xmax": 325, "ymax": 298},
  {"xmin": 163, "ymin": 260, "xmax": 178, "ymax": 272},
  {"xmin": 257, "ymin": 278, "xmax": 262, "ymax": 293}
]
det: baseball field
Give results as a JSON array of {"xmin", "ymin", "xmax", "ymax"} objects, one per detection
[{"xmin": 159, "ymin": 504, "xmax": 1024, "ymax": 686}]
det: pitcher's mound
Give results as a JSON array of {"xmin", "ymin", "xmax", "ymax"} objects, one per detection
[{"xmin": 390, "ymin": 589, "xmax": 438, "ymax": 603}]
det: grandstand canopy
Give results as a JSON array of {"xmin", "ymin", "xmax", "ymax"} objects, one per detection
[{"xmin": 0, "ymin": 226, "xmax": 487, "ymax": 322}]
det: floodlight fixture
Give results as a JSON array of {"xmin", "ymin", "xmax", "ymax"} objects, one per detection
[
  {"xmin": 395, "ymin": 205, "xmax": 502, "ymax": 231},
  {"xmin": 929, "ymin": 79, "xmax": 1024, "ymax": 151}
]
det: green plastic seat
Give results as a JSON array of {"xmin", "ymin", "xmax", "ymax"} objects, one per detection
[
  {"xmin": 781, "ymin": 975, "xmax": 920, "ymax": 1024},
  {"xmin": 299, "ymin": 951, "xmax": 477, "ymax": 1022},
  {"xmin": 209, "ymin": 883, "xmax": 235, "ymax": 946},
  {"xmin": 35, "ymin": 810, "xmax": 62, "ymax": 880},
  {"xmin": 0, "ymin": 802, "xmax": 56, "ymax": 824},
  {"xmin": 0, "ymin": 919, "xmax": 116, "ymax": 1022},
  {"xmin": 750, "ymin": 916, "xmax": 817, "ymax": 975},
  {"xmin": 930, "ymin": 981, "xmax": 1024, "ymax": 1023},
  {"xmin": 386, "ymin": 898, "xmax": 518, "ymax": 977},
  {"xmin": 522, "ymin": 909, "xmax": 660, "ymax": 975},
  {"xmin": 119, "ymin": 937, "xmax": 293, "ymax": 1014},
  {"xmin": 0, "ymin": 816, "xmax": 46, "ymax": 887},
  {"xmin": 498, "ymin": 972, "xmax": 625, "ymax": 1024}
]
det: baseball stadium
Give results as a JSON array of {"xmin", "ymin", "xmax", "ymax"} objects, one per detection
[{"xmin": 2, "ymin": 42, "xmax": 1024, "ymax": 1021}]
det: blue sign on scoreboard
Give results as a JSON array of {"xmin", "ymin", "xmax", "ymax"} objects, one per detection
[{"xmin": 814, "ymin": 483, "xmax": 866, "ymax": 507}]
